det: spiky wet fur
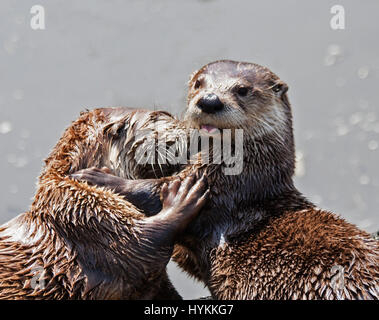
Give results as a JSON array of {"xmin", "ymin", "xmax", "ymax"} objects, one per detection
[
  {"xmin": 171, "ymin": 60, "xmax": 379, "ymax": 300},
  {"xmin": 0, "ymin": 109, "xmax": 182, "ymax": 299},
  {"xmin": 1, "ymin": 60, "xmax": 378, "ymax": 300}
]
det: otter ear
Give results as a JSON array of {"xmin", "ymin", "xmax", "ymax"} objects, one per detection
[{"xmin": 272, "ymin": 81, "xmax": 288, "ymax": 96}]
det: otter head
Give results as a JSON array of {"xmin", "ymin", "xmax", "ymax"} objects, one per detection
[
  {"xmin": 185, "ymin": 60, "xmax": 290, "ymax": 137},
  {"xmin": 185, "ymin": 60, "xmax": 296, "ymax": 197},
  {"xmin": 99, "ymin": 108, "xmax": 183, "ymax": 179}
]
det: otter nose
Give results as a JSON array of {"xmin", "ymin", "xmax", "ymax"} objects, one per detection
[{"xmin": 197, "ymin": 94, "xmax": 224, "ymax": 114}]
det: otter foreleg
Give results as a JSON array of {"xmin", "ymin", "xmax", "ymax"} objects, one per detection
[
  {"xmin": 70, "ymin": 167, "xmax": 171, "ymax": 216},
  {"xmin": 70, "ymin": 169, "xmax": 209, "ymax": 299}
]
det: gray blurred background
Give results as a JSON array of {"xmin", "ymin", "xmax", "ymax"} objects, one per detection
[{"xmin": 0, "ymin": 0, "xmax": 378, "ymax": 299}]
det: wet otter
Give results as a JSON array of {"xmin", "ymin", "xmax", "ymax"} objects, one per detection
[
  {"xmin": 77, "ymin": 60, "xmax": 379, "ymax": 299},
  {"xmin": 0, "ymin": 109, "xmax": 209, "ymax": 299}
]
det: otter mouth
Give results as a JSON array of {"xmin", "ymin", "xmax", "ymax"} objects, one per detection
[
  {"xmin": 185, "ymin": 111, "xmax": 227, "ymax": 135},
  {"xmin": 200, "ymin": 124, "xmax": 219, "ymax": 134}
]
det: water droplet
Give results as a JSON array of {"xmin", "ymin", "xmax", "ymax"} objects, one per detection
[
  {"xmin": 357, "ymin": 66, "xmax": 369, "ymax": 79},
  {"xmin": 327, "ymin": 44, "xmax": 342, "ymax": 56},
  {"xmin": 349, "ymin": 112, "xmax": 363, "ymax": 125},
  {"xmin": 337, "ymin": 125, "xmax": 349, "ymax": 136},
  {"xmin": 324, "ymin": 44, "xmax": 343, "ymax": 66},
  {"xmin": 0, "ymin": 121, "xmax": 12, "ymax": 134},
  {"xmin": 368, "ymin": 140, "xmax": 378, "ymax": 150},
  {"xmin": 324, "ymin": 55, "xmax": 336, "ymax": 66},
  {"xmin": 359, "ymin": 175, "xmax": 370, "ymax": 185}
]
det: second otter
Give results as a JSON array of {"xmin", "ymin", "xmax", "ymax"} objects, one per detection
[{"xmin": 0, "ymin": 109, "xmax": 208, "ymax": 299}]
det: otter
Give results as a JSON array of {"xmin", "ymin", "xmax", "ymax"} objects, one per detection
[
  {"xmin": 75, "ymin": 60, "xmax": 379, "ymax": 299},
  {"xmin": 0, "ymin": 108, "xmax": 209, "ymax": 299}
]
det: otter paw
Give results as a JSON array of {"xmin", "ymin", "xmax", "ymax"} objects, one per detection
[
  {"xmin": 159, "ymin": 172, "xmax": 209, "ymax": 231},
  {"xmin": 69, "ymin": 167, "xmax": 124, "ymax": 191}
]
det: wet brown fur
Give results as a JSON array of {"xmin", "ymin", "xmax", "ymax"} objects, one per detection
[
  {"xmin": 86, "ymin": 60, "xmax": 379, "ymax": 299},
  {"xmin": 1, "ymin": 60, "xmax": 378, "ymax": 300},
  {"xmin": 172, "ymin": 60, "xmax": 379, "ymax": 299},
  {"xmin": 0, "ymin": 109, "xmax": 193, "ymax": 299}
]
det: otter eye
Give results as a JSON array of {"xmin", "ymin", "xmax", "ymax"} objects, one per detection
[
  {"xmin": 237, "ymin": 87, "xmax": 249, "ymax": 97},
  {"xmin": 194, "ymin": 80, "xmax": 201, "ymax": 89}
]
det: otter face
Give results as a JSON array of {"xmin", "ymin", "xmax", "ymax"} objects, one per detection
[{"xmin": 185, "ymin": 60, "xmax": 291, "ymax": 140}]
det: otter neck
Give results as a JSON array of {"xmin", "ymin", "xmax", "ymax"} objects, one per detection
[
  {"xmin": 179, "ymin": 132, "xmax": 312, "ymax": 283},
  {"xmin": 183, "ymin": 130, "xmax": 312, "ymax": 246},
  {"xmin": 208, "ymin": 129, "xmax": 297, "ymax": 202},
  {"xmin": 241, "ymin": 132, "xmax": 296, "ymax": 201}
]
